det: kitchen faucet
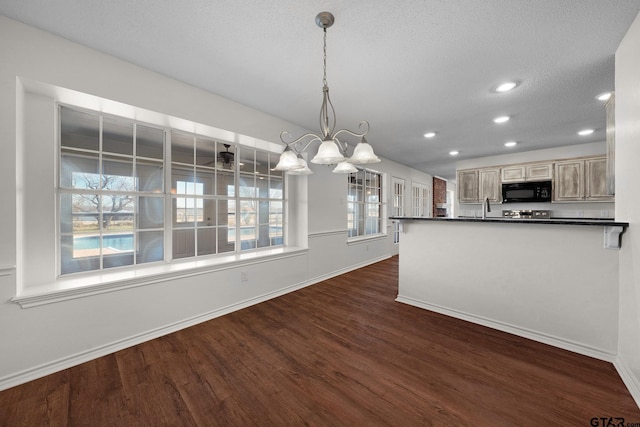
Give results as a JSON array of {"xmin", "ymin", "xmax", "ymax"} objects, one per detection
[{"xmin": 482, "ymin": 197, "xmax": 491, "ymax": 219}]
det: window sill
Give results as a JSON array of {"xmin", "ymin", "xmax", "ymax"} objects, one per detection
[
  {"xmin": 12, "ymin": 247, "xmax": 308, "ymax": 308},
  {"xmin": 347, "ymin": 233, "xmax": 387, "ymax": 245}
]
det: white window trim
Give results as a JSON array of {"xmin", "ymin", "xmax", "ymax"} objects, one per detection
[
  {"xmin": 17, "ymin": 80, "xmax": 298, "ymax": 306},
  {"xmin": 12, "ymin": 246, "xmax": 308, "ymax": 308},
  {"xmin": 347, "ymin": 168, "xmax": 386, "ymax": 241}
]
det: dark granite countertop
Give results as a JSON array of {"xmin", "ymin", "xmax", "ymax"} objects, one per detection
[{"xmin": 389, "ymin": 216, "xmax": 629, "ymax": 228}]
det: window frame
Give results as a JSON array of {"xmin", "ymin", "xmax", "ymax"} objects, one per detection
[
  {"xmin": 57, "ymin": 105, "xmax": 286, "ymax": 279},
  {"xmin": 347, "ymin": 167, "xmax": 385, "ymax": 241}
]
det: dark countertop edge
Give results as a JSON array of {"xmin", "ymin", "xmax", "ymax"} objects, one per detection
[{"xmin": 389, "ymin": 216, "xmax": 629, "ymax": 228}]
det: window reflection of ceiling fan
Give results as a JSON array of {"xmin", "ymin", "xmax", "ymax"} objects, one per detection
[
  {"xmin": 202, "ymin": 144, "xmax": 258, "ymax": 168},
  {"xmin": 201, "ymin": 144, "xmax": 234, "ymax": 166},
  {"xmin": 217, "ymin": 144, "xmax": 234, "ymax": 165}
]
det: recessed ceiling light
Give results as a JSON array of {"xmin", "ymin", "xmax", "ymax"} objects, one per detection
[
  {"xmin": 596, "ymin": 92, "xmax": 612, "ymax": 101},
  {"xmin": 493, "ymin": 115, "xmax": 510, "ymax": 124},
  {"xmin": 495, "ymin": 81, "xmax": 518, "ymax": 92},
  {"xmin": 578, "ymin": 129, "xmax": 594, "ymax": 136},
  {"xmin": 504, "ymin": 141, "xmax": 517, "ymax": 147},
  {"xmin": 449, "ymin": 150, "xmax": 459, "ymax": 156},
  {"xmin": 423, "ymin": 132, "xmax": 436, "ymax": 138}
]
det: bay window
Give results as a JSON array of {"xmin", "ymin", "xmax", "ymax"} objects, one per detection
[{"xmin": 58, "ymin": 106, "xmax": 285, "ymax": 277}]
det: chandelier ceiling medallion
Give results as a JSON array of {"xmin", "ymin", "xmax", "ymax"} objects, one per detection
[{"xmin": 275, "ymin": 11, "xmax": 380, "ymax": 175}]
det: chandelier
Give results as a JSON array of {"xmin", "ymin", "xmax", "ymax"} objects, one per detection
[{"xmin": 275, "ymin": 11, "xmax": 380, "ymax": 175}]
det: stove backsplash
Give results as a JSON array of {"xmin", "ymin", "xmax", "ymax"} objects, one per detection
[{"xmin": 457, "ymin": 201, "xmax": 614, "ymax": 220}]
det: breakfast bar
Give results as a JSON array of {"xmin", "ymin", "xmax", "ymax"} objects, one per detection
[{"xmin": 390, "ymin": 216, "xmax": 629, "ymax": 361}]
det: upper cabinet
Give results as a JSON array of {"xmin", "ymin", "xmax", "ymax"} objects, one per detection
[
  {"xmin": 605, "ymin": 94, "xmax": 615, "ymax": 195},
  {"xmin": 501, "ymin": 162, "xmax": 553, "ymax": 182},
  {"xmin": 457, "ymin": 167, "xmax": 501, "ymax": 203},
  {"xmin": 457, "ymin": 169, "xmax": 479, "ymax": 203},
  {"xmin": 458, "ymin": 156, "xmax": 613, "ymax": 204},
  {"xmin": 585, "ymin": 157, "xmax": 611, "ymax": 200},
  {"xmin": 554, "ymin": 160, "xmax": 584, "ymax": 201},
  {"xmin": 554, "ymin": 156, "xmax": 613, "ymax": 202},
  {"xmin": 479, "ymin": 168, "xmax": 501, "ymax": 202}
]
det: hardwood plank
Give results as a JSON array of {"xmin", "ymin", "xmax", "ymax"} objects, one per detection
[{"xmin": 1, "ymin": 256, "xmax": 639, "ymax": 426}]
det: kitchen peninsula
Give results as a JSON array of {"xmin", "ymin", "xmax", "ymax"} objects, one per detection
[{"xmin": 391, "ymin": 216, "xmax": 628, "ymax": 362}]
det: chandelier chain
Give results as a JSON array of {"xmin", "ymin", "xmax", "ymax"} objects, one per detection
[{"xmin": 322, "ymin": 28, "xmax": 328, "ymax": 88}]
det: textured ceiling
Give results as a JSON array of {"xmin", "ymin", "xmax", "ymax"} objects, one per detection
[{"xmin": 2, "ymin": 0, "xmax": 639, "ymax": 180}]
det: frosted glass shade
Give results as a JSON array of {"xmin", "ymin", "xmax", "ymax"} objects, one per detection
[
  {"xmin": 349, "ymin": 138, "xmax": 381, "ymax": 164},
  {"xmin": 274, "ymin": 147, "xmax": 304, "ymax": 171},
  {"xmin": 332, "ymin": 161, "xmax": 358, "ymax": 174},
  {"xmin": 311, "ymin": 139, "xmax": 345, "ymax": 165},
  {"xmin": 288, "ymin": 156, "xmax": 313, "ymax": 175}
]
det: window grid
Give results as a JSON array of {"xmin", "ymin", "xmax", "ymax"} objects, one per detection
[
  {"xmin": 392, "ymin": 177, "xmax": 405, "ymax": 244},
  {"xmin": 58, "ymin": 106, "xmax": 284, "ymax": 277},
  {"xmin": 412, "ymin": 182, "xmax": 429, "ymax": 217},
  {"xmin": 348, "ymin": 169, "xmax": 383, "ymax": 238},
  {"xmin": 170, "ymin": 132, "xmax": 237, "ymax": 259}
]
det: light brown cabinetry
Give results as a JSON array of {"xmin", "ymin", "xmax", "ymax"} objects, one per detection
[
  {"xmin": 501, "ymin": 162, "xmax": 553, "ymax": 182},
  {"xmin": 554, "ymin": 160, "xmax": 584, "ymax": 201},
  {"xmin": 457, "ymin": 168, "xmax": 501, "ymax": 203},
  {"xmin": 457, "ymin": 169, "xmax": 479, "ymax": 203},
  {"xmin": 554, "ymin": 156, "xmax": 612, "ymax": 202},
  {"xmin": 457, "ymin": 156, "xmax": 612, "ymax": 204},
  {"xmin": 479, "ymin": 168, "xmax": 501, "ymax": 202},
  {"xmin": 585, "ymin": 157, "xmax": 611, "ymax": 200},
  {"xmin": 605, "ymin": 94, "xmax": 615, "ymax": 195}
]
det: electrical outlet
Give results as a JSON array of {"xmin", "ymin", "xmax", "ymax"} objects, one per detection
[{"xmin": 241, "ymin": 271, "xmax": 248, "ymax": 282}]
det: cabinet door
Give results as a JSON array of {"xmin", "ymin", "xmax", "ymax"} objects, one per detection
[
  {"xmin": 526, "ymin": 163, "xmax": 553, "ymax": 181},
  {"xmin": 554, "ymin": 160, "xmax": 584, "ymax": 201},
  {"xmin": 585, "ymin": 157, "xmax": 613, "ymax": 200},
  {"xmin": 479, "ymin": 168, "xmax": 501, "ymax": 202},
  {"xmin": 457, "ymin": 170, "xmax": 479, "ymax": 203},
  {"xmin": 501, "ymin": 165, "xmax": 526, "ymax": 182}
]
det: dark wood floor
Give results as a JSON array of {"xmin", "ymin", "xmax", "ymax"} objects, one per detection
[{"xmin": 1, "ymin": 256, "xmax": 639, "ymax": 426}]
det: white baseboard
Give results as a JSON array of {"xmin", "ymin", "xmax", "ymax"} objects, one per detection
[
  {"xmin": 615, "ymin": 355, "xmax": 640, "ymax": 408},
  {"xmin": 0, "ymin": 255, "xmax": 391, "ymax": 392},
  {"xmin": 303, "ymin": 255, "xmax": 391, "ymax": 287},
  {"xmin": 396, "ymin": 294, "xmax": 617, "ymax": 363}
]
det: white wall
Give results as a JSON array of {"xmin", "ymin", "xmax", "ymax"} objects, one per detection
[
  {"xmin": 614, "ymin": 11, "xmax": 640, "ymax": 406},
  {"xmin": 0, "ymin": 16, "xmax": 432, "ymax": 390},
  {"xmin": 453, "ymin": 142, "xmax": 615, "ymax": 219},
  {"xmin": 397, "ymin": 220, "xmax": 620, "ymax": 360}
]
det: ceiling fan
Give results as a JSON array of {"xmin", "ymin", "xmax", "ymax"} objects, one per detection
[
  {"xmin": 217, "ymin": 144, "xmax": 234, "ymax": 165},
  {"xmin": 200, "ymin": 144, "xmax": 235, "ymax": 167}
]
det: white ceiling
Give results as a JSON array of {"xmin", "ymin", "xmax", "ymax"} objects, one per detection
[{"xmin": 2, "ymin": 0, "xmax": 639, "ymax": 180}]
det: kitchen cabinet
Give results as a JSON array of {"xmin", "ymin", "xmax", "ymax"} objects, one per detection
[
  {"xmin": 554, "ymin": 160, "xmax": 584, "ymax": 201},
  {"xmin": 479, "ymin": 168, "xmax": 501, "ymax": 202},
  {"xmin": 585, "ymin": 157, "xmax": 611, "ymax": 200},
  {"xmin": 501, "ymin": 162, "xmax": 553, "ymax": 182},
  {"xmin": 605, "ymin": 94, "xmax": 615, "ymax": 195},
  {"xmin": 554, "ymin": 156, "xmax": 613, "ymax": 201},
  {"xmin": 457, "ymin": 167, "xmax": 501, "ymax": 203},
  {"xmin": 457, "ymin": 169, "xmax": 478, "ymax": 203}
]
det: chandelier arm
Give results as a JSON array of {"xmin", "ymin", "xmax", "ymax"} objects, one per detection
[
  {"xmin": 280, "ymin": 131, "xmax": 323, "ymax": 147},
  {"xmin": 298, "ymin": 139, "xmax": 319, "ymax": 154},
  {"xmin": 319, "ymin": 87, "xmax": 337, "ymax": 138},
  {"xmin": 334, "ymin": 137, "xmax": 348, "ymax": 154},
  {"xmin": 332, "ymin": 121, "xmax": 370, "ymax": 140}
]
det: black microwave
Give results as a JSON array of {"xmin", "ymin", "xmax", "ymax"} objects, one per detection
[{"xmin": 502, "ymin": 181, "xmax": 552, "ymax": 203}]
